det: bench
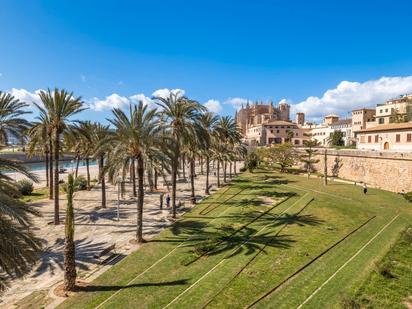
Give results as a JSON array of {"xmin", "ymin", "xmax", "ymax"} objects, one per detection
[{"xmin": 93, "ymin": 244, "xmax": 116, "ymax": 264}]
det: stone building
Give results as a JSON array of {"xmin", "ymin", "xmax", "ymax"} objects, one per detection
[
  {"xmin": 356, "ymin": 122, "xmax": 412, "ymax": 151},
  {"xmin": 245, "ymin": 120, "xmax": 310, "ymax": 146},
  {"xmin": 235, "ymin": 100, "xmax": 290, "ymax": 135}
]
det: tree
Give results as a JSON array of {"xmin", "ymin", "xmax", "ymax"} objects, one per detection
[
  {"xmin": 331, "ymin": 156, "xmax": 343, "ymax": 178},
  {"xmin": 245, "ymin": 151, "xmax": 259, "ymax": 172},
  {"xmin": 199, "ymin": 112, "xmax": 218, "ymax": 194},
  {"xmin": 27, "ymin": 117, "xmax": 51, "ymax": 189},
  {"xmin": 155, "ymin": 93, "xmax": 205, "ymax": 218},
  {"xmin": 63, "ymin": 173, "xmax": 77, "ymax": 291},
  {"xmin": 301, "ymin": 139, "xmax": 320, "ymax": 178},
  {"xmin": 329, "ymin": 130, "xmax": 344, "ymax": 146},
  {"xmin": 266, "ymin": 143, "xmax": 297, "ymax": 173},
  {"xmin": 0, "ymin": 92, "xmax": 31, "ymax": 146},
  {"xmin": 106, "ymin": 102, "xmax": 164, "ymax": 243},
  {"xmin": 37, "ymin": 89, "xmax": 85, "ymax": 225},
  {"xmin": 0, "ymin": 157, "xmax": 41, "ymax": 291}
]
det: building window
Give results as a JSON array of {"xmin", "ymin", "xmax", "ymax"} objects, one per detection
[
  {"xmin": 379, "ymin": 118, "xmax": 384, "ymax": 124},
  {"xmin": 295, "ymin": 132, "xmax": 298, "ymax": 136},
  {"xmin": 396, "ymin": 134, "xmax": 401, "ymax": 143},
  {"xmin": 294, "ymin": 140, "xmax": 300, "ymax": 145},
  {"xmin": 360, "ymin": 136, "xmax": 365, "ymax": 143},
  {"xmin": 368, "ymin": 136, "xmax": 371, "ymax": 143},
  {"xmin": 374, "ymin": 135, "xmax": 379, "ymax": 143},
  {"xmin": 407, "ymin": 134, "xmax": 412, "ymax": 142},
  {"xmin": 276, "ymin": 130, "xmax": 280, "ymax": 133}
]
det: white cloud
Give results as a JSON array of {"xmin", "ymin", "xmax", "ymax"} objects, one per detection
[
  {"xmin": 152, "ymin": 88, "xmax": 185, "ymax": 99},
  {"xmin": 292, "ymin": 76, "xmax": 412, "ymax": 120},
  {"xmin": 224, "ymin": 97, "xmax": 251, "ymax": 109},
  {"xmin": 129, "ymin": 93, "xmax": 156, "ymax": 109},
  {"xmin": 9, "ymin": 88, "xmax": 43, "ymax": 106},
  {"xmin": 90, "ymin": 93, "xmax": 130, "ymax": 111},
  {"xmin": 0, "ymin": 73, "xmax": 3, "ymax": 77},
  {"xmin": 204, "ymin": 99, "xmax": 222, "ymax": 113}
]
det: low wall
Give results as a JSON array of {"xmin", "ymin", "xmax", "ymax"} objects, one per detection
[{"xmin": 305, "ymin": 149, "xmax": 412, "ymax": 193}]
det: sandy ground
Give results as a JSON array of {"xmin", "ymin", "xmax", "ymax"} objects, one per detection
[{"xmin": 0, "ymin": 162, "xmax": 242, "ymax": 308}]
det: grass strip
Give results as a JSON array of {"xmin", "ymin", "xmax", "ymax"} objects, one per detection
[
  {"xmin": 247, "ymin": 215, "xmax": 377, "ymax": 308},
  {"xmin": 184, "ymin": 193, "xmax": 296, "ymax": 266},
  {"xmin": 199, "ymin": 188, "xmax": 246, "ymax": 215},
  {"xmin": 296, "ymin": 214, "xmax": 399, "ymax": 309},
  {"xmin": 201, "ymin": 197, "xmax": 314, "ymax": 309}
]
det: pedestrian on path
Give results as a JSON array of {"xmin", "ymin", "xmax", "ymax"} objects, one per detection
[
  {"xmin": 363, "ymin": 183, "xmax": 368, "ymax": 195},
  {"xmin": 166, "ymin": 194, "xmax": 171, "ymax": 208}
]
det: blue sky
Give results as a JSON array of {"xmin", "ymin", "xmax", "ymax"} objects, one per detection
[{"xmin": 1, "ymin": 0, "xmax": 412, "ymax": 123}]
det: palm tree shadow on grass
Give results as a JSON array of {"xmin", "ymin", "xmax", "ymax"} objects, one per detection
[
  {"xmin": 184, "ymin": 213, "xmax": 324, "ymax": 261},
  {"xmin": 75, "ymin": 279, "xmax": 189, "ymax": 292},
  {"xmin": 32, "ymin": 237, "xmax": 111, "ymax": 277}
]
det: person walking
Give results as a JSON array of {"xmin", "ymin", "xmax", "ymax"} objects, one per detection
[
  {"xmin": 363, "ymin": 183, "xmax": 368, "ymax": 195},
  {"xmin": 166, "ymin": 194, "xmax": 171, "ymax": 208},
  {"xmin": 159, "ymin": 192, "xmax": 164, "ymax": 209}
]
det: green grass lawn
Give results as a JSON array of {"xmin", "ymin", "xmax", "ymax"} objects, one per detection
[
  {"xmin": 353, "ymin": 226, "xmax": 412, "ymax": 309},
  {"xmin": 58, "ymin": 170, "xmax": 412, "ymax": 309}
]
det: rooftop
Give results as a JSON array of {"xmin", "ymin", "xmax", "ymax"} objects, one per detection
[{"xmin": 359, "ymin": 122, "xmax": 412, "ymax": 133}]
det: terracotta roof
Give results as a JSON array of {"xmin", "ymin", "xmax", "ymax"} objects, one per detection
[
  {"xmin": 331, "ymin": 119, "xmax": 352, "ymax": 126},
  {"xmin": 263, "ymin": 120, "xmax": 297, "ymax": 126},
  {"xmin": 359, "ymin": 122, "xmax": 412, "ymax": 133}
]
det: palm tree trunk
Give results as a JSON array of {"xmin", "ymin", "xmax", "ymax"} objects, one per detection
[
  {"xmin": 75, "ymin": 154, "xmax": 80, "ymax": 178},
  {"xmin": 49, "ymin": 138, "xmax": 53, "ymax": 200},
  {"xmin": 45, "ymin": 150, "xmax": 49, "ymax": 187},
  {"xmin": 100, "ymin": 155, "xmax": 106, "ymax": 208},
  {"xmin": 223, "ymin": 160, "xmax": 227, "ymax": 183},
  {"xmin": 200, "ymin": 156, "xmax": 203, "ymax": 175},
  {"xmin": 182, "ymin": 155, "xmax": 186, "ymax": 180},
  {"xmin": 205, "ymin": 156, "xmax": 210, "ymax": 194},
  {"xmin": 64, "ymin": 174, "xmax": 76, "ymax": 291},
  {"xmin": 131, "ymin": 158, "xmax": 137, "ymax": 197},
  {"xmin": 234, "ymin": 160, "xmax": 237, "ymax": 176},
  {"xmin": 190, "ymin": 157, "xmax": 195, "ymax": 199},
  {"xmin": 229, "ymin": 162, "xmax": 232, "ymax": 178},
  {"xmin": 136, "ymin": 154, "xmax": 145, "ymax": 243},
  {"xmin": 171, "ymin": 155, "xmax": 178, "ymax": 218},
  {"xmin": 86, "ymin": 158, "xmax": 90, "ymax": 190},
  {"xmin": 154, "ymin": 168, "xmax": 158, "ymax": 190},
  {"xmin": 54, "ymin": 132, "xmax": 60, "ymax": 225},
  {"xmin": 217, "ymin": 160, "xmax": 221, "ymax": 187}
]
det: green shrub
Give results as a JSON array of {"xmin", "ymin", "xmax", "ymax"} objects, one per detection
[
  {"xmin": 376, "ymin": 261, "xmax": 395, "ymax": 278},
  {"xmin": 403, "ymin": 192, "xmax": 412, "ymax": 203},
  {"xmin": 75, "ymin": 175, "xmax": 87, "ymax": 190},
  {"xmin": 16, "ymin": 179, "xmax": 34, "ymax": 195},
  {"xmin": 239, "ymin": 166, "xmax": 247, "ymax": 172}
]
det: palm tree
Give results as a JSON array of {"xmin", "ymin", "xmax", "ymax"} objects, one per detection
[
  {"xmin": 0, "ymin": 157, "xmax": 40, "ymax": 291},
  {"xmin": 27, "ymin": 117, "xmax": 51, "ymax": 188},
  {"xmin": 0, "ymin": 91, "xmax": 31, "ymax": 146},
  {"xmin": 199, "ymin": 112, "xmax": 218, "ymax": 194},
  {"xmin": 91, "ymin": 123, "xmax": 111, "ymax": 209},
  {"xmin": 215, "ymin": 116, "xmax": 242, "ymax": 183},
  {"xmin": 106, "ymin": 102, "xmax": 164, "ymax": 243},
  {"xmin": 37, "ymin": 89, "xmax": 85, "ymax": 225},
  {"xmin": 63, "ymin": 173, "xmax": 76, "ymax": 291},
  {"xmin": 155, "ymin": 94, "xmax": 205, "ymax": 218}
]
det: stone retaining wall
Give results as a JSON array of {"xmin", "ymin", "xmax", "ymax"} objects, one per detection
[{"xmin": 305, "ymin": 149, "xmax": 412, "ymax": 193}]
